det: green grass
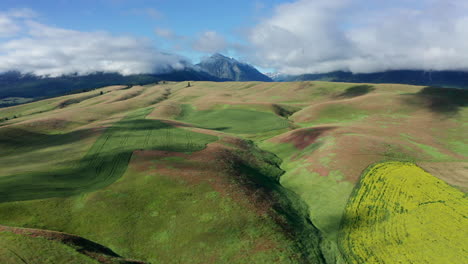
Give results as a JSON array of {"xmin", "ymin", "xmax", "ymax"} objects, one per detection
[
  {"xmin": 0, "ymin": 97, "xmax": 34, "ymax": 108},
  {"xmin": 0, "ymin": 139, "xmax": 324, "ymax": 264},
  {"xmin": 1, "ymin": 81, "xmax": 467, "ymax": 263},
  {"xmin": 309, "ymin": 82, "xmax": 357, "ymax": 96},
  {"xmin": 176, "ymin": 104, "xmax": 290, "ymax": 134},
  {"xmin": 297, "ymin": 105, "xmax": 369, "ymax": 126},
  {"xmin": 441, "ymin": 119, "xmax": 468, "ymax": 157},
  {"xmin": 448, "ymin": 140, "xmax": 468, "ymax": 156},
  {"xmin": 399, "ymin": 134, "xmax": 453, "ymax": 161},
  {"xmin": 410, "ymin": 141, "xmax": 451, "ymax": 160},
  {"xmin": 0, "ymin": 107, "xmax": 217, "ymax": 202},
  {"xmin": 0, "ymin": 232, "xmax": 98, "ymax": 264},
  {"xmin": 0, "ymin": 98, "xmax": 60, "ymax": 125},
  {"xmin": 260, "ymin": 139, "xmax": 353, "ymax": 264}
]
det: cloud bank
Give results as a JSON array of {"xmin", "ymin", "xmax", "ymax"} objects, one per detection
[
  {"xmin": 248, "ymin": 0, "xmax": 468, "ymax": 74},
  {"xmin": 3, "ymin": 2, "xmax": 468, "ymax": 76},
  {"xmin": 192, "ymin": 31, "xmax": 228, "ymax": 53},
  {"xmin": 0, "ymin": 10, "xmax": 185, "ymax": 77}
]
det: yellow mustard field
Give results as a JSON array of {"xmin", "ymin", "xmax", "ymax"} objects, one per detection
[{"xmin": 340, "ymin": 161, "xmax": 468, "ymax": 263}]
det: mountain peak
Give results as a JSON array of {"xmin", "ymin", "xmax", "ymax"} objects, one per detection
[
  {"xmin": 197, "ymin": 54, "xmax": 272, "ymax": 82},
  {"xmin": 206, "ymin": 53, "xmax": 237, "ymax": 64},
  {"xmin": 211, "ymin": 53, "xmax": 229, "ymax": 59}
]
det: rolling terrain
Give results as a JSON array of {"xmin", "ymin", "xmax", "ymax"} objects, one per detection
[
  {"xmin": 0, "ymin": 53, "xmax": 272, "ymax": 109},
  {"xmin": 0, "ymin": 81, "xmax": 466, "ymax": 263}
]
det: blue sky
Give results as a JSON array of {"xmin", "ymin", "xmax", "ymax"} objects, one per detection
[
  {"xmin": 0, "ymin": 0, "xmax": 283, "ymax": 62},
  {"xmin": 1, "ymin": 0, "xmax": 467, "ymax": 76}
]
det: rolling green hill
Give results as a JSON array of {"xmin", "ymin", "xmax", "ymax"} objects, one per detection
[{"xmin": 0, "ymin": 81, "xmax": 466, "ymax": 263}]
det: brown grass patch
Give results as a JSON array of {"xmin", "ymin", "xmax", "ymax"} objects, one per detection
[
  {"xmin": 131, "ymin": 139, "xmax": 280, "ymax": 218},
  {"xmin": 148, "ymin": 102, "xmax": 181, "ymax": 119},
  {"xmin": 276, "ymin": 126, "xmax": 335, "ymax": 150},
  {"xmin": 417, "ymin": 162, "xmax": 468, "ymax": 192}
]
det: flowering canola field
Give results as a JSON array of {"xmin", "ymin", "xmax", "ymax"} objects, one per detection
[{"xmin": 340, "ymin": 162, "xmax": 467, "ymax": 263}]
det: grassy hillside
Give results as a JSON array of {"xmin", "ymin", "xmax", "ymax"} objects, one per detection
[
  {"xmin": 0, "ymin": 225, "xmax": 146, "ymax": 264},
  {"xmin": 0, "ymin": 70, "xmax": 223, "ymax": 106},
  {"xmin": 0, "ymin": 107, "xmax": 217, "ymax": 202},
  {"xmin": 0, "ymin": 81, "xmax": 466, "ymax": 263}
]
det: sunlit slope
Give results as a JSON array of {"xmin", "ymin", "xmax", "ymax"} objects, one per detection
[
  {"xmin": 176, "ymin": 104, "xmax": 291, "ymax": 134},
  {"xmin": 0, "ymin": 81, "xmax": 466, "ymax": 263},
  {"xmin": 0, "ymin": 136, "xmax": 324, "ymax": 263},
  {"xmin": 0, "ymin": 107, "xmax": 216, "ymax": 202},
  {"xmin": 340, "ymin": 162, "xmax": 468, "ymax": 263},
  {"xmin": 0, "ymin": 83, "xmax": 186, "ymax": 179},
  {"xmin": 256, "ymin": 83, "xmax": 467, "ymax": 262},
  {"xmin": 0, "ymin": 232, "xmax": 99, "ymax": 264},
  {"xmin": 0, "ymin": 82, "xmax": 328, "ymax": 263},
  {"xmin": 0, "ymin": 225, "xmax": 146, "ymax": 264}
]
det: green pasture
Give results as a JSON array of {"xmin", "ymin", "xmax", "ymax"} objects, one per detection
[
  {"xmin": 0, "ymin": 139, "xmax": 325, "ymax": 264},
  {"xmin": 0, "ymin": 232, "xmax": 98, "ymax": 264},
  {"xmin": 0, "ymin": 107, "xmax": 217, "ymax": 202},
  {"xmin": 176, "ymin": 104, "xmax": 290, "ymax": 134}
]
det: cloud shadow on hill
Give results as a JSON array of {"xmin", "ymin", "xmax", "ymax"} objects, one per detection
[
  {"xmin": 337, "ymin": 85, "xmax": 375, "ymax": 98},
  {"xmin": 404, "ymin": 86, "xmax": 468, "ymax": 116}
]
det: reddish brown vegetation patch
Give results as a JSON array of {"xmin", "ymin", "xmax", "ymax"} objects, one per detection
[
  {"xmin": 277, "ymin": 127, "xmax": 335, "ymax": 149},
  {"xmin": 310, "ymin": 164, "xmax": 330, "ymax": 177},
  {"xmin": 130, "ymin": 138, "xmax": 309, "ymax": 258},
  {"xmin": 132, "ymin": 139, "xmax": 280, "ymax": 218},
  {"xmin": 132, "ymin": 143, "xmax": 252, "ymax": 202}
]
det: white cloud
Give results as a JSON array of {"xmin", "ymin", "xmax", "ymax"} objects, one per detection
[
  {"xmin": 192, "ymin": 31, "xmax": 227, "ymax": 53},
  {"xmin": 0, "ymin": 17, "xmax": 186, "ymax": 76},
  {"xmin": 248, "ymin": 0, "xmax": 468, "ymax": 74},
  {"xmin": 0, "ymin": 8, "xmax": 37, "ymax": 38},
  {"xmin": 7, "ymin": 8, "xmax": 38, "ymax": 18},
  {"xmin": 0, "ymin": 15, "xmax": 20, "ymax": 37}
]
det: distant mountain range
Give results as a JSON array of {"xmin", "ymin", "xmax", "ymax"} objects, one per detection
[
  {"xmin": 0, "ymin": 69, "xmax": 223, "ymax": 101},
  {"xmin": 2, "ymin": 53, "xmax": 468, "ymax": 108},
  {"xmin": 0, "ymin": 54, "xmax": 273, "ymax": 105},
  {"xmin": 269, "ymin": 70, "xmax": 468, "ymax": 89},
  {"xmin": 196, "ymin": 53, "xmax": 272, "ymax": 82}
]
